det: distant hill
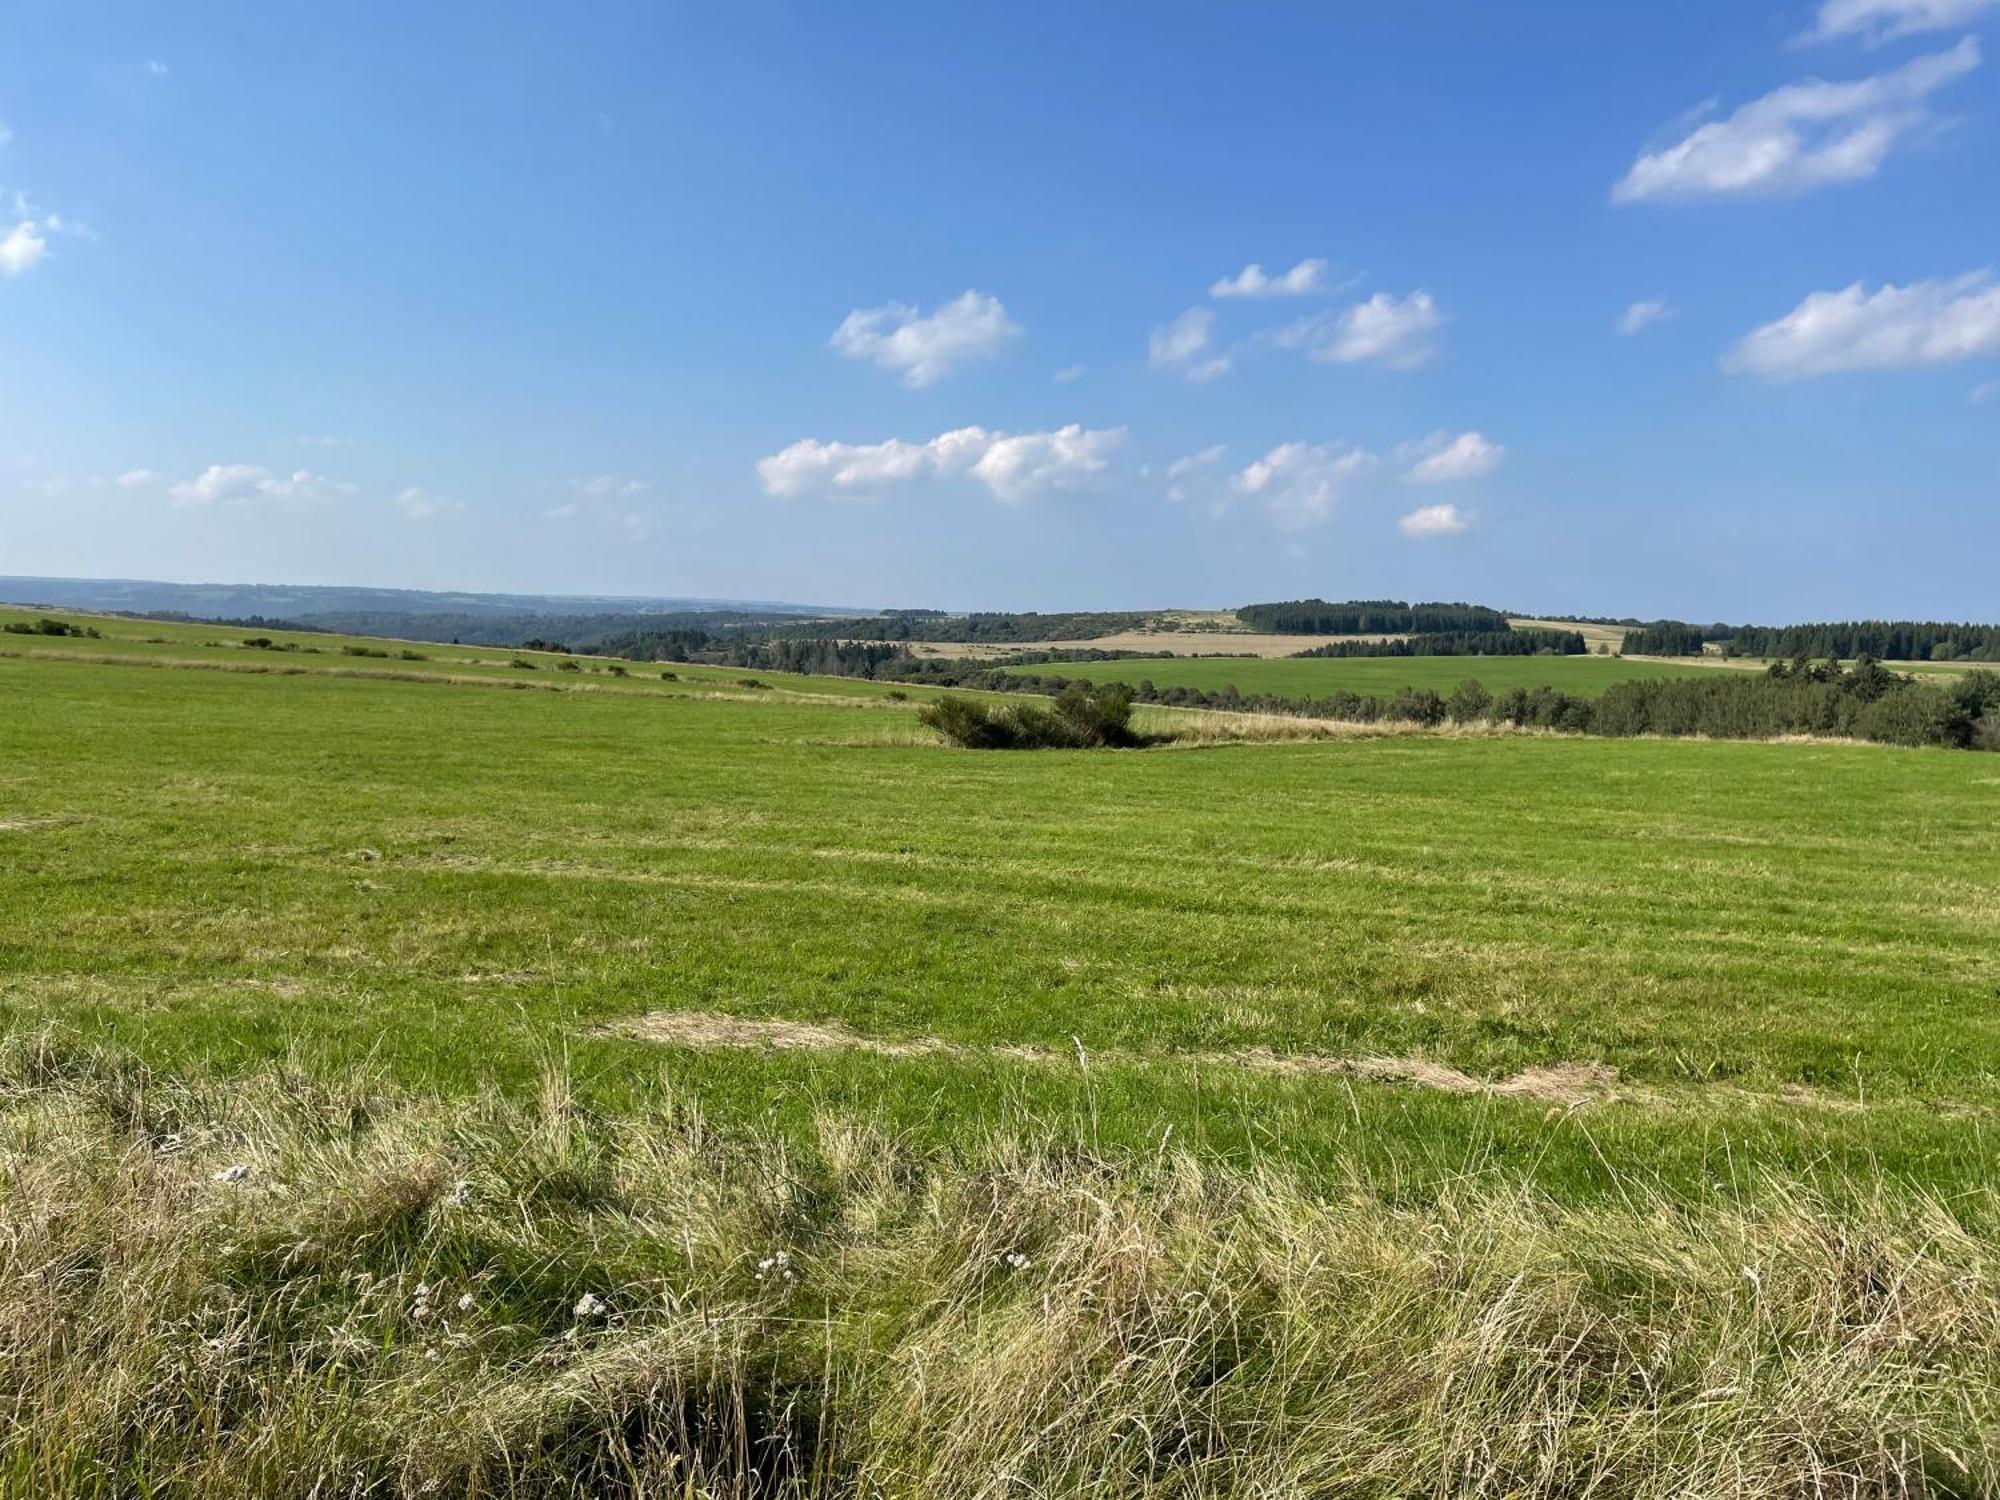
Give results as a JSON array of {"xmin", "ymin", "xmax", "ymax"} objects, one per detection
[{"xmin": 0, "ymin": 575, "xmax": 862, "ymax": 622}]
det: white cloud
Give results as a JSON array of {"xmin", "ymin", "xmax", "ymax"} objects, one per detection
[
  {"xmin": 1723, "ymin": 270, "xmax": 2000, "ymax": 378},
  {"xmin": 1148, "ymin": 306, "xmax": 1225, "ymax": 379},
  {"xmin": 1798, "ymin": 0, "xmax": 1997, "ymax": 45},
  {"xmin": 571, "ymin": 473, "xmax": 647, "ymax": 499},
  {"xmin": 1231, "ymin": 442, "xmax": 1378, "ymax": 530},
  {"xmin": 1398, "ymin": 503, "xmax": 1472, "ymax": 538},
  {"xmin": 0, "ymin": 219, "xmax": 48, "ymax": 276},
  {"xmin": 0, "ymin": 122, "xmax": 12, "ymax": 148},
  {"xmin": 1619, "ymin": 299, "xmax": 1674, "ymax": 335},
  {"xmin": 758, "ymin": 423, "xmax": 1123, "ymax": 503},
  {"xmin": 829, "ymin": 290, "xmax": 1020, "ymax": 388},
  {"xmin": 167, "ymin": 464, "xmax": 355, "ymax": 507},
  {"xmin": 1052, "ymin": 364, "xmax": 1086, "ymax": 383},
  {"xmin": 1277, "ymin": 291, "xmax": 1441, "ymax": 370},
  {"xmin": 393, "ymin": 487, "xmax": 463, "ymax": 520},
  {"xmin": 1163, "ymin": 444, "xmax": 1226, "ymax": 503},
  {"xmin": 1972, "ymin": 379, "xmax": 2000, "ymax": 402},
  {"xmin": 146, "ymin": 60, "xmax": 170, "ymax": 77},
  {"xmin": 300, "ymin": 434, "xmax": 352, "ymax": 449},
  {"xmin": 1210, "ymin": 258, "xmax": 1329, "ymax": 299},
  {"xmin": 1613, "ymin": 39, "xmax": 1979, "ymax": 202},
  {"xmin": 1401, "ymin": 430, "xmax": 1506, "ymax": 483},
  {"xmin": 116, "ymin": 469, "xmax": 157, "ymax": 488}
]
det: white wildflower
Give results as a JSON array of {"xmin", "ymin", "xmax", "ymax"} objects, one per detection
[
  {"xmin": 1003, "ymin": 1251, "xmax": 1032, "ymax": 1271},
  {"xmin": 456, "ymin": 1292, "xmax": 477, "ymax": 1313},
  {"xmin": 572, "ymin": 1292, "xmax": 606, "ymax": 1318},
  {"xmin": 213, "ymin": 1164, "xmax": 251, "ymax": 1184}
]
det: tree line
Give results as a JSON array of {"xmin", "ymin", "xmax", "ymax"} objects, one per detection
[
  {"xmin": 1235, "ymin": 599, "xmax": 1513, "ymax": 635},
  {"xmin": 1623, "ymin": 619, "xmax": 2000, "ymax": 662},
  {"xmin": 1292, "ymin": 628, "xmax": 1585, "ymax": 658}
]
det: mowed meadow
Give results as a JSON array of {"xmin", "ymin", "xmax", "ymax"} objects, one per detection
[
  {"xmin": 3, "ymin": 606, "xmax": 1999, "ymax": 1496},
  {"xmin": 1003, "ymin": 650, "xmax": 1745, "ymax": 701}
]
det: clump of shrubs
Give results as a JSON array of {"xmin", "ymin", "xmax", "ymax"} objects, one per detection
[
  {"xmin": 659, "ymin": 670, "xmax": 679, "ymax": 681},
  {"xmin": 341, "ymin": 645, "xmax": 390, "ymax": 659},
  {"xmin": 4, "ymin": 618, "xmax": 100, "ymax": 638},
  {"xmin": 508, "ymin": 658, "xmax": 537, "ymax": 671},
  {"xmin": 921, "ymin": 684, "xmax": 1141, "ymax": 750},
  {"xmin": 737, "ymin": 678, "xmax": 770, "ymax": 691},
  {"xmin": 396, "ymin": 649, "xmax": 427, "ymax": 662},
  {"xmin": 557, "ymin": 660, "xmax": 582, "ymax": 673}
]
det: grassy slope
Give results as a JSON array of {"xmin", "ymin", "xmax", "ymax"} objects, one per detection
[
  {"xmin": 4, "ymin": 609, "xmax": 1998, "ymax": 1203},
  {"xmin": 1002, "ymin": 651, "xmax": 1727, "ymax": 700}
]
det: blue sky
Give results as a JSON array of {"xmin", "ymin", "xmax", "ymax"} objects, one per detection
[{"xmin": 2, "ymin": 0, "xmax": 1996, "ymax": 618}]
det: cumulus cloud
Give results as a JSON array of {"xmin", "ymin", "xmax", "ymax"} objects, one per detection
[
  {"xmin": 1231, "ymin": 442, "xmax": 1378, "ymax": 530},
  {"xmin": 1798, "ymin": 0, "xmax": 1996, "ymax": 44},
  {"xmin": 1276, "ymin": 291, "xmax": 1441, "ymax": 370},
  {"xmin": 1209, "ymin": 258, "xmax": 1329, "ymax": 299},
  {"xmin": 167, "ymin": 464, "xmax": 355, "ymax": 507},
  {"xmin": 1723, "ymin": 270, "xmax": 2000, "ymax": 378},
  {"xmin": 1398, "ymin": 503, "xmax": 1471, "ymax": 537},
  {"xmin": 115, "ymin": 469, "xmax": 157, "ymax": 488},
  {"xmin": 758, "ymin": 423, "xmax": 1123, "ymax": 503},
  {"xmin": 0, "ymin": 219, "xmax": 48, "ymax": 275},
  {"xmin": 829, "ymin": 290, "xmax": 1020, "ymax": 388},
  {"xmin": 1613, "ymin": 39, "xmax": 1979, "ymax": 202},
  {"xmin": 1619, "ymin": 299, "xmax": 1674, "ymax": 335},
  {"xmin": 1400, "ymin": 430, "xmax": 1506, "ymax": 483},
  {"xmin": 146, "ymin": 59, "xmax": 170, "ymax": 77}
]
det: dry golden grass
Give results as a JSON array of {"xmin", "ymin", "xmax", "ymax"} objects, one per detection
[{"xmin": 0, "ymin": 1032, "xmax": 1994, "ymax": 1499}]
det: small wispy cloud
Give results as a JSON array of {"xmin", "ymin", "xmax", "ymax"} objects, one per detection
[
  {"xmin": 1724, "ymin": 270, "xmax": 2000, "ymax": 378},
  {"xmin": 570, "ymin": 473, "xmax": 647, "ymax": 499},
  {"xmin": 1618, "ymin": 299, "xmax": 1674, "ymax": 335},
  {"xmin": 1231, "ymin": 442, "xmax": 1378, "ymax": 530},
  {"xmin": 1613, "ymin": 39, "xmax": 1980, "ymax": 202},
  {"xmin": 0, "ymin": 219, "xmax": 48, "ymax": 276},
  {"xmin": 1276, "ymin": 291, "xmax": 1441, "ymax": 370},
  {"xmin": 1149, "ymin": 306, "xmax": 1229, "ymax": 380},
  {"xmin": 1796, "ymin": 0, "xmax": 1997, "ymax": 46},
  {"xmin": 1398, "ymin": 502, "xmax": 1472, "ymax": 537},
  {"xmin": 1399, "ymin": 430, "xmax": 1506, "ymax": 483},
  {"xmin": 116, "ymin": 469, "xmax": 158, "ymax": 488},
  {"xmin": 167, "ymin": 464, "xmax": 356, "ymax": 507},
  {"xmin": 1210, "ymin": 258, "xmax": 1330, "ymax": 299},
  {"xmin": 392, "ymin": 487, "xmax": 464, "ymax": 520},
  {"xmin": 1052, "ymin": 364, "xmax": 1086, "ymax": 383},
  {"xmin": 830, "ymin": 290, "xmax": 1021, "ymax": 388}
]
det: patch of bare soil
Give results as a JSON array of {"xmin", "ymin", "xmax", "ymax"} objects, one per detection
[{"xmin": 602, "ymin": 1010, "xmax": 1628, "ymax": 1105}]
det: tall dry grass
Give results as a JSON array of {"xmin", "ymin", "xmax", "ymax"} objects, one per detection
[{"xmin": 0, "ymin": 1031, "xmax": 1992, "ymax": 1498}]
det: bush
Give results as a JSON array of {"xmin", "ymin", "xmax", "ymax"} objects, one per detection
[
  {"xmin": 1446, "ymin": 680, "xmax": 1492, "ymax": 724},
  {"xmin": 659, "ymin": 670, "xmax": 679, "ymax": 681},
  {"xmin": 737, "ymin": 678, "xmax": 769, "ymax": 690},
  {"xmin": 241, "ymin": 637, "xmax": 275, "ymax": 650},
  {"xmin": 508, "ymin": 658, "xmax": 537, "ymax": 671},
  {"xmin": 920, "ymin": 685, "xmax": 1139, "ymax": 750},
  {"xmin": 4, "ymin": 618, "xmax": 99, "ymax": 638},
  {"xmin": 556, "ymin": 660, "xmax": 582, "ymax": 673},
  {"xmin": 397, "ymin": 649, "xmax": 427, "ymax": 662},
  {"xmin": 341, "ymin": 645, "xmax": 390, "ymax": 659},
  {"xmin": 606, "ymin": 664, "xmax": 628, "ymax": 677}
]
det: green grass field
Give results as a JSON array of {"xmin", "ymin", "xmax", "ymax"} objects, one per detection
[
  {"xmin": 1001, "ymin": 650, "xmax": 1732, "ymax": 701},
  {"xmin": 4, "ymin": 604, "xmax": 1999, "ymax": 1495}
]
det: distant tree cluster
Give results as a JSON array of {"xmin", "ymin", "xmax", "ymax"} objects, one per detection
[
  {"xmin": 1292, "ymin": 628, "xmax": 1585, "ymax": 659},
  {"xmin": 1718, "ymin": 621, "xmax": 2000, "ymax": 663},
  {"xmin": 924, "ymin": 661, "xmax": 1998, "ymax": 752},
  {"xmin": 1620, "ymin": 622, "xmax": 1708, "ymax": 656},
  {"xmin": 1234, "ymin": 599, "xmax": 1512, "ymax": 635},
  {"xmin": 757, "ymin": 610, "xmax": 1154, "ymax": 644}
]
